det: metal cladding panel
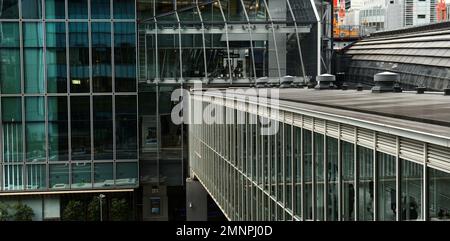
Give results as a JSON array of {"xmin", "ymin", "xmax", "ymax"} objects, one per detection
[
  {"xmin": 377, "ymin": 133, "xmax": 397, "ymax": 156},
  {"xmin": 400, "ymin": 138, "xmax": 424, "ymax": 164}
]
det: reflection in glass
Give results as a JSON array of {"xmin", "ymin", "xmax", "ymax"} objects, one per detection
[
  {"xmin": 48, "ymin": 96, "xmax": 69, "ymax": 161},
  {"xmin": 303, "ymin": 129, "xmax": 312, "ymax": 220},
  {"xmin": 45, "ymin": 0, "xmax": 65, "ymax": 19},
  {"xmin": 314, "ymin": 133, "xmax": 324, "ymax": 220},
  {"xmin": 0, "ymin": 23, "xmax": 20, "ymax": 94},
  {"xmin": 401, "ymin": 159, "xmax": 423, "ymax": 220},
  {"xmin": 92, "ymin": 0, "xmax": 110, "ymax": 19},
  {"xmin": 23, "ymin": 23, "xmax": 44, "ymax": 93},
  {"xmin": 50, "ymin": 164, "xmax": 69, "ymax": 189},
  {"xmin": 377, "ymin": 152, "xmax": 396, "ymax": 221},
  {"xmin": 0, "ymin": 0, "xmax": 19, "ymax": 19},
  {"xmin": 2, "ymin": 97, "xmax": 23, "ymax": 162},
  {"xmin": 72, "ymin": 163, "xmax": 91, "ymax": 188},
  {"xmin": 27, "ymin": 164, "xmax": 46, "ymax": 189},
  {"xmin": 22, "ymin": 0, "xmax": 42, "ymax": 19},
  {"xmin": 92, "ymin": 22, "xmax": 112, "ymax": 92},
  {"xmin": 71, "ymin": 96, "xmax": 91, "ymax": 160},
  {"xmin": 68, "ymin": 0, "xmax": 88, "ymax": 19},
  {"xmin": 46, "ymin": 22, "xmax": 67, "ymax": 93},
  {"xmin": 114, "ymin": 22, "xmax": 136, "ymax": 92},
  {"xmin": 429, "ymin": 168, "xmax": 450, "ymax": 220},
  {"xmin": 294, "ymin": 127, "xmax": 302, "ymax": 218},
  {"xmin": 69, "ymin": 23, "xmax": 90, "ymax": 92},
  {"xmin": 116, "ymin": 95, "xmax": 137, "ymax": 159},
  {"xmin": 25, "ymin": 97, "xmax": 46, "ymax": 162},
  {"xmin": 327, "ymin": 137, "xmax": 338, "ymax": 220},
  {"xmin": 113, "ymin": 0, "xmax": 135, "ymax": 19},
  {"xmin": 116, "ymin": 162, "xmax": 138, "ymax": 185},
  {"xmin": 342, "ymin": 141, "xmax": 355, "ymax": 221},
  {"xmin": 93, "ymin": 96, "xmax": 113, "ymax": 160},
  {"xmin": 285, "ymin": 124, "xmax": 292, "ymax": 211},
  {"xmin": 3, "ymin": 165, "xmax": 23, "ymax": 190},
  {"xmin": 94, "ymin": 163, "xmax": 113, "ymax": 187},
  {"xmin": 358, "ymin": 146, "xmax": 374, "ymax": 221}
]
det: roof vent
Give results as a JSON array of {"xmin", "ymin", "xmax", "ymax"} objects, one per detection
[
  {"xmin": 315, "ymin": 74, "xmax": 336, "ymax": 90},
  {"xmin": 371, "ymin": 72, "xmax": 399, "ymax": 93},
  {"xmin": 416, "ymin": 86, "xmax": 426, "ymax": 94},
  {"xmin": 341, "ymin": 82, "xmax": 348, "ymax": 90},
  {"xmin": 444, "ymin": 88, "xmax": 450, "ymax": 96},
  {"xmin": 356, "ymin": 83, "xmax": 363, "ymax": 91},
  {"xmin": 256, "ymin": 77, "xmax": 268, "ymax": 88},
  {"xmin": 280, "ymin": 76, "xmax": 294, "ymax": 88}
]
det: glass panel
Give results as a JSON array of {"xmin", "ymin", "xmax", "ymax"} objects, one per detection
[
  {"xmin": 46, "ymin": 22, "xmax": 67, "ymax": 93},
  {"xmin": 114, "ymin": 22, "xmax": 136, "ymax": 92},
  {"xmin": 327, "ymin": 137, "xmax": 338, "ymax": 221},
  {"xmin": 71, "ymin": 96, "xmax": 91, "ymax": 160},
  {"xmin": 69, "ymin": 22, "xmax": 90, "ymax": 93},
  {"xmin": 72, "ymin": 162, "xmax": 91, "ymax": 188},
  {"xmin": 377, "ymin": 152, "xmax": 396, "ymax": 221},
  {"xmin": 0, "ymin": 0, "xmax": 19, "ymax": 19},
  {"xmin": 92, "ymin": 22, "xmax": 112, "ymax": 92},
  {"xmin": 49, "ymin": 164, "xmax": 69, "ymax": 189},
  {"xmin": 48, "ymin": 96, "xmax": 68, "ymax": 161},
  {"xmin": 116, "ymin": 162, "xmax": 138, "ymax": 186},
  {"xmin": 342, "ymin": 141, "xmax": 355, "ymax": 221},
  {"xmin": 2, "ymin": 97, "xmax": 23, "ymax": 162},
  {"xmin": 26, "ymin": 164, "xmax": 46, "ymax": 189},
  {"xmin": 285, "ymin": 124, "xmax": 292, "ymax": 211},
  {"xmin": 94, "ymin": 163, "xmax": 113, "ymax": 188},
  {"xmin": 116, "ymin": 95, "xmax": 137, "ymax": 159},
  {"xmin": 25, "ymin": 97, "xmax": 46, "ymax": 162},
  {"xmin": 0, "ymin": 23, "xmax": 20, "ymax": 94},
  {"xmin": 358, "ymin": 146, "xmax": 374, "ymax": 221},
  {"xmin": 113, "ymin": 0, "xmax": 135, "ymax": 19},
  {"xmin": 429, "ymin": 167, "xmax": 450, "ymax": 220},
  {"xmin": 45, "ymin": 0, "xmax": 65, "ymax": 19},
  {"xmin": 22, "ymin": 0, "xmax": 42, "ymax": 19},
  {"xmin": 294, "ymin": 126, "xmax": 301, "ymax": 218},
  {"xmin": 93, "ymin": 96, "xmax": 113, "ymax": 160},
  {"xmin": 23, "ymin": 23, "xmax": 44, "ymax": 93},
  {"xmin": 303, "ymin": 129, "xmax": 312, "ymax": 220},
  {"xmin": 68, "ymin": 0, "xmax": 88, "ymax": 19},
  {"xmin": 401, "ymin": 159, "xmax": 423, "ymax": 221},
  {"xmin": 91, "ymin": 0, "xmax": 110, "ymax": 19},
  {"xmin": 3, "ymin": 165, "xmax": 24, "ymax": 190},
  {"xmin": 314, "ymin": 133, "xmax": 324, "ymax": 220}
]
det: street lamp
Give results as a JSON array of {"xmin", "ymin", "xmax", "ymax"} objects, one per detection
[{"xmin": 99, "ymin": 194, "xmax": 106, "ymax": 221}]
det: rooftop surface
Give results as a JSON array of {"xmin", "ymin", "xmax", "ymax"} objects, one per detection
[{"xmin": 198, "ymin": 88, "xmax": 450, "ymax": 142}]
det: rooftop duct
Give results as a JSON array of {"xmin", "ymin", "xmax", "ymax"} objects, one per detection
[
  {"xmin": 280, "ymin": 76, "xmax": 294, "ymax": 88},
  {"xmin": 315, "ymin": 74, "xmax": 336, "ymax": 90},
  {"xmin": 371, "ymin": 72, "xmax": 400, "ymax": 93}
]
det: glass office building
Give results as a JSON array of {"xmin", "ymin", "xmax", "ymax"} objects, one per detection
[{"xmin": 0, "ymin": 0, "xmax": 138, "ymax": 195}]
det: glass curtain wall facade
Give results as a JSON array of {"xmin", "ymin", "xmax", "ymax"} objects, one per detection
[
  {"xmin": 0, "ymin": 0, "xmax": 138, "ymax": 192},
  {"xmin": 189, "ymin": 93, "xmax": 450, "ymax": 221}
]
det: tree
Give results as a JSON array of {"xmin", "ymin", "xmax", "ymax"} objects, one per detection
[
  {"xmin": 87, "ymin": 196, "xmax": 102, "ymax": 221},
  {"xmin": 62, "ymin": 200, "xmax": 85, "ymax": 221},
  {"xmin": 0, "ymin": 202, "xmax": 11, "ymax": 221},
  {"xmin": 13, "ymin": 203, "xmax": 34, "ymax": 221},
  {"xmin": 110, "ymin": 198, "xmax": 129, "ymax": 221}
]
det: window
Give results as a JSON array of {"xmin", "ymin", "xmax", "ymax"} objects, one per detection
[
  {"xmin": 49, "ymin": 164, "xmax": 69, "ymax": 189},
  {"xmin": 93, "ymin": 96, "xmax": 113, "ymax": 160},
  {"xmin": 92, "ymin": 22, "xmax": 112, "ymax": 92},
  {"xmin": 327, "ymin": 137, "xmax": 339, "ymax": 221},
  {"xmin": 116, "ymin": 162, "xmax": 138, "ymax": 185},
  {"xmin": 417, "ymin": 14, "xmax": 426, "ymax": 19},
  {"xmin": 2, "ymin": 97, "xmax": 23, "ymax": 162},
  {"xmin": 113, "ymin": 0, "xmax": 135, "ymax": 19},
  {"xmin": 94, "ymin": 163, "xmax": 113, "ymax": 187},
  {"xmin": 116, "ymin": 96, "xmax": 137, "ymax": 159},
  {"xmin": 358, "ymin": 146, "xmax": 374, "ymax": 221},
  {"xmin": 25, "ymin": 97, "xmax": 46, "ymax": 162},
  {"xmin": 303, "ymin": 129, "xmax": 312, "ymax": 220},
  {"xmin": 48, "ymin": 96, "xmax": 69, "ymax": 161},
  {"xmin": 377, "ymin": 152, "xmax": 396, "ymax": 221},
  {"xmin": 22, "ymin": 0, "xmax": 42, "ymax": 19},
  {"xmin": 46, "ymin": 22, "xmax": 67, "ymax": 93},
  {"xmin": 401, "ymin": 159, "xmax": 423, "ymax": 221},
  {"xmin": 69, "ymin": 23, "xmax": 90, "ymax": 93},
  {"xmin": 92, "ymin": 0, "xmax": 110, "ymax": 19},
  {"xmin": 342, "ymin": 141, "xmax": 355, "ymax": 221},
  {"xmin": 26, "ymin": 164, "xmax": 46, "ymax": 190},
  {"xmin": 114, "ymin": 22, "xmax": 136, "ymax": 92},
  {"xmin": 0, "ymin": 0, "xmax": 19, "ymax": 19},
  {"xmin": 23, "ymin": 23, "xmax": 44, "ymax": 93},
  {"xmin": 429, "ymin": 168, "xmax": 450, "ymax": 220},
  {"xmin": 70, "ymin": 96, "xmax": 91, "ymax": 160},
  {"xmin": 45, "ymin": 0, "xmax": 65, "ymax": 19},
  {"xmin": 72, "ymin": 162, "xmax": 91, "ymax": 188},
  {"xmin": 0, "ymin": 23, "xmax": 20, "ymax": 94},
  {"xmin": 68, "ymin": 0, "xmax": 88, "ymax": 19}
]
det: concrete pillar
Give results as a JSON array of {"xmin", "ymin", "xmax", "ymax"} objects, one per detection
[
  {"xmin": 268, "ymin": 0, "xmax": 287, "ymax": 78},
  {"xmin": 186, "ymin": 178, "xmax": 208, "ymax": 221}
]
